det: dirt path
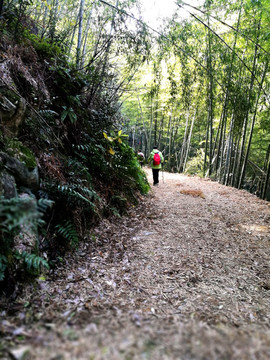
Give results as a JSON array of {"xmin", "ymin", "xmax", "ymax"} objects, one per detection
[{"xmin": 1, "ymin": 169, "xmax": 270, "ymax": 359}]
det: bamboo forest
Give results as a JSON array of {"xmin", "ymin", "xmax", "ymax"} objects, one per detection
[
  {"xmin": 0, "ymin": 0, "xmax": 270, "ymax": 359},
  {"xmin": 123, "ymin": 0, "xmax": 270, "ymax": 196}
]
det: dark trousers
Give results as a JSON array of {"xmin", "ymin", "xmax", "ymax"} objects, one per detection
[{"xmin": 152, "ymin": 169, "xmax": 160, "ymax": 185}]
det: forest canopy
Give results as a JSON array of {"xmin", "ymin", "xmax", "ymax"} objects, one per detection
[{"xmin": 121, "ymin": 0, "xmax": 270, "ymax": 199}]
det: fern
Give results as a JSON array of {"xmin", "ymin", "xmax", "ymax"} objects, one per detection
[
  {"xmin": 14, "ymin": 251, "xmax": 49, "ymax": 272},
  {"xmin": 66, "ymin": 157, "xmax": 92, "ymax": 181},
  {"xmin": 61, "ymin": 106, "xmax": 77, "ymax": 124},
  {"xmin": 0, "ymin": 255, "xmax": 7, "ymax": 281},
  {"xmin": 39, "ymin": 110, "xmax": 59, "ymax": 118},
  {"xmin": 72, "ymin": 144, "xmax": 92, "ymax": 153},
  {"xmin": 0, "ymin": 196, "xmax": 52, "ymax": 281},
  {"xmin": 55, "ymin": 220, "xmax": 79, "ymax": 247},
  {"xmin": 0, "ymin": 196, "xmax": 39, "ymax": 233},
  {"xmin": 109, "ymin": 206, "xmax": 121, "ymax": 218},
  {"xmin": 38, "ymin": 110, "xmax": 59, "ymax": 127},
  {"xmin": 58, "ymin": 184, "xmax": 95, "ymax": 207},
  {"xmin": 72, "ymin": 142, "xmax": 105, "ymax": 154},
  {"xmin": 37, "ymin": 198, "xmax": 54, "ymax": 214}
]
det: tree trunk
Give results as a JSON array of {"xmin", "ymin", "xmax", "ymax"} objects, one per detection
[
  {"xmin": 260, "ymin": 144, "xmax": 270, "ymax": 199},
  {"xmin": 168, "ymin": 112, "xmax": 172, "ymax": 171},
  {"xmin": 238, "ymin": 58, "xmax": 268, "ymax": 188},
  {"xmin": 206, "ymin": 3, "xmax": 213, "ymax": 176},
  {"xmin": 137, "ymin": 93, "xmax": 150, "ymax": 157},
  {"xmin": 183, "ymin": 108, "xmax": 196, "ymax": 172},
  {"xmin": 262, "ymin": 156, "xmax": 270, "ymax": 200},
  {"xmin": 224, "ymin": 113, "xmax": 235, "ymax": 185},
  {"xmin": 81, "ymin": 1, "xmax": 96, "ymax": 68},
  {"xmin": 236, "ymin": 19, "xmax": 261, "ymax": 188},
  {"xmin": 215, "ymin": 1, "xmax": 242, "ymax": 179},
  {"xmin": 154, "ymin": 100, "xmax": 158, "ymax": 146},
  {"xmin": 158, "ymin": 114, "xmax": 164, "ymax": 147},
  {"xmin": 148, "ymin": 97, "xmax": 154, "ymax": 154},
  {"xmin": 48, "ymin": 0, "xmax": 60, "ymax": 41},
  {"xmin": 76, "ymin": 0, "xmax": 85, "ymax": 68},
  {"xmin": 258, "ymin": 144, "xmax": 270, "ymax": 198},
  {"xmin": 68, "ymin": 14, "xmax": 79, "ymax": 58},
  {"xmin": 230, "ymin": 133, "xmax": 241, "ymax": 187},
  {"xmin": 178, "ymin": 106, "xmax": 190, "ymax": 172}
]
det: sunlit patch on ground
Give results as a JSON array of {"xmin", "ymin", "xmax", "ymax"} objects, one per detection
[
  {"xmin": 180, "ymin": 189, "xmax": 205, "ymax": 198},
  {"xmin": 240, "ymin": 224, "xmax": 270, "ymax": 234}
]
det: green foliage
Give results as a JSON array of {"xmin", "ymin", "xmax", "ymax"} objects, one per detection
[
  {"xmin": 0, "ymin": 255, "xmax": 7, "ymax": 282},
  {"xmin": 49, "ymin": 63, "xmax": 86, "ymax": 97},
  {"xmin": 66, "ymin": 156, "xmax": 92, "ymax": 182},
  {"xmin": 109, "ymin": 195, "xmax": 128, "ymax": 216},
  {"xmin": 0, "ymin": 196, "xmax": 37, "ymax": 236},
  {"xmin": 61, "ymin": 106, "xmax": 77, "ymax": 124},
  {"xmin": 26, "ymin": 32, "xmax": 62, "ymax": 58},
  {"xmin": 110, "ymin": 139, "xmax": 150, "ymax": 195},
  {"xmin": 42, "ymin": 179, "xmax": 99, "ymax": 247},
  {"xmin": 73, "ymin": 131, "xmax": 145, "ymax": 199},
  {"xmin": 60, "ymin": 95, "xmax": 82, "ymax": 123},
  {"xmin": 72, "ymin": 144, "xmax": 92, "ymax": 153},
  {"xmin": 54, "ymin": 183, "xmax": 98, "ymax": 210},
  {"xmin": 72, "ymin": 139, "xmax": 109, "ymax": 179},
  {"xmin": 0, "ymin": 0, "xmax": 152, "ymax": 290},
  {"xmin": 37, "ymin": 198, "xmax": 54, "ymax": 216},
  {"xmin": 0, "ymin": 196, "xmax": 53, "ymax": 281},
  {"xmin": 39, "ymin": 110, "xmax": 59, "ymax": 124},
  {"xmin": 14, "ymin": 251, "xmax": 49, "ymax": 273},
  {"xmin": 55, "ymin": 220, "xmax": 79, "ymax": 248},
  {"xmin": 185, "ymin": 149, "xmax": 206, "ymax": 177},
  {"xmin": 0, "ymin": 0, "xmax": 32, "ymax": 38},
  {"xmin": 6, "ymin": 139, "xmax": 36, "ymax": 170},
  {"xmin": 0, "ymin": 196, "xmax": 53, "ymax": 236}
]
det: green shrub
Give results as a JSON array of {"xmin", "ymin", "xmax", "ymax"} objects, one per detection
[
  {"xmin": 44, "ymin": 181, "xmax": 98, "ymax": 212},
  {"xmin": 0, "ymin": 255, "xmax": 7, "ymax": 281},
  {"xmin": 103, "ymin": 130, "xmax": 150, "ymax": 195},
  {"xmin": 0, "ymin": 196, "xmax": 52, "ymax": 282},
  {"xmin": 185, "ymin": 148, "xmax": 205, "ymax": 176},
  {"xmin": 14, "ymin": 251, "xmax": 49, "ymax": 274},
  {"xmin": 25, "ymin": 32, "xmax": 62, "ymax": 58},
  {"xmin": 55, "ymin": 220, "xmax": 79, "ymax": 248}
]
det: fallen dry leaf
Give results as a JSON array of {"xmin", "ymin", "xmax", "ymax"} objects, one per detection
[{"xmin": 1, "ymin": 168, "xmax": 270, "ymax": 360}]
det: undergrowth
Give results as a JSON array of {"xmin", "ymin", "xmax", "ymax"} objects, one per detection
[
  {"xmin": 0, "ymin": 196, "xmax": 52, "ymax": 288},
  {"xmin": 0, "ymin": 7, "xmax": 150, "ymax": 289}
]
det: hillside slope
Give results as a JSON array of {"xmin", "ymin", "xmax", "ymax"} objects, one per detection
[{"xmin": 0, "ymin": 29, "xmax": 149, "ymax": 290}]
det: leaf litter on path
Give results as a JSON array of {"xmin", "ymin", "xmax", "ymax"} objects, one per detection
[{"xmin": 1, "ymin": 168, "xmax": 270, "ymax": 359}]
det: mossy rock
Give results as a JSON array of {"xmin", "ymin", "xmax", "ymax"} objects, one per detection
[{"xmin": 6, "ymin": 139, "xmax": 36, "ymax": 170}]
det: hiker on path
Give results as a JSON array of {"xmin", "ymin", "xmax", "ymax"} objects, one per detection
[
  {"xmin": 149, "ymin": 146, "xmax": 164, "ymax": 186},
  {"xmin": 137, "ymin": 149, "xmax": 145, "ymax": 167}
]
